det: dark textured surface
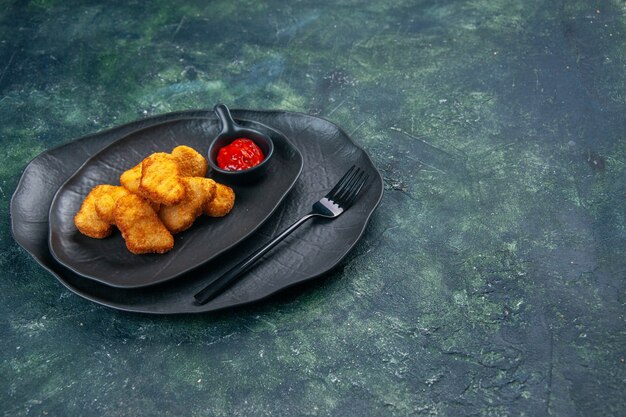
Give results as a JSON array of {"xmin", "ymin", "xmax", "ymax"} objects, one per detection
[{"xmin": 1, "ymin": 0, "xmax": 625, "ymax": 416}]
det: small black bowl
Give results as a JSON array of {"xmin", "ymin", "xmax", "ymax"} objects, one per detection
[{"xmin": 208, "ymin": 104, "xmax": 274, "ymax": 184}]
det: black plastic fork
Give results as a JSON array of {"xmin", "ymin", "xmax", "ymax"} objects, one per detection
[{"xmin": 194, "ymin": 165, "xmax": 369, "ymax": 305}]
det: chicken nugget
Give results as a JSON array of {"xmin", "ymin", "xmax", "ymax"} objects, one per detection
[
  {"xmin": 74, "ymin": 185, "xmax": 115, "ymax": 238},
  {"xmin": 139, "ymin": 153, "xmax": 185, "ymax": 205},
  {"xmin": 159, "ymin": 177, "xmax": 217, "ymax": 233},
  {"xmin": 114, "ymin": 193, "xmax": 174, "ymax": 254},
  {"xmin": 94, "ymin": 186, "xmax": 131, "ymax": 224},
  {"xmin": 205, "ymin": 182, "xmax": 235, "ymax": 217},
  {"xmin": 120, "ymin": 162, "xmax": 142, "ymax": 195},
  {"xmin": 171, "ymin": 145, "xmax": 208, "ymax": 177}
]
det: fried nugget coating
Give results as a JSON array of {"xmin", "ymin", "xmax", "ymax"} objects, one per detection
[
  {"xmin": 114, "ymin": 194, "xmax": 174, "ymax": 254},
  {"xmin": 159, "ymin": 177, "xmax": 217, "ymax": 233},
  {"xmin": 120, "ymin": 162, "xmax": 142, "ymax": 195},
  {"xmin": 94, "ymin": 186, "xmax": 131, "ymax": 224},
  {"xmin": 205, "ymin": 182, "xmax": 235, "ymax": 217},
  {"xmin": 139, "ymin": 153, "xmax": 185, "ymax": 205},
  {"xmin": 74, "ymin": 185, "xmax": 115, "ymax": 238},
  {"xmin": 171, "ymin": 145, "xmax": 208, "ymax": 177},
  {"xmin": 120, "ymin": 146, "xmax": 205, "ymax": 202}
]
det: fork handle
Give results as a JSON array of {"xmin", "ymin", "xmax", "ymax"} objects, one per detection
[{"xmin": 194, "ymin": 213, "xmax": 317, "ymax": 305}]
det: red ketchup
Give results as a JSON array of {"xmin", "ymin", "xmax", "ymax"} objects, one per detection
[{"xmin": 217, "ymin": 138, "xmax": 265, "ymax": 171}]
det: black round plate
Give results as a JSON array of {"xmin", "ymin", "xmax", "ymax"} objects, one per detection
[
  {"xmin": 48, "ymin": 118, "xmax": 303, "ymax": 288},
  {"xmin": 10, "ymin": 109, "xmax": 384, "ymax": 314}
]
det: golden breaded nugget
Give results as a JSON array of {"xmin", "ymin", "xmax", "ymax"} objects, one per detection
[
  {"xmin": 205, "ymin": 182, "xmax": 235, "ymax": 217},
  {"xmin": 171, "ymin": 145, "xmax": 208, "ymax": 177},
  {"xmin": 114, "ymin": 194, "xmax": 174, "ymax": 254},
  {"xmin": 159, "ymin": 177, "xmax": 217, "ymax": 233},
  {"xmin": 74, "ymin": 185, "xmax": 115, "ymax": 238},
  {"xmin": 121, "ymin": 146, "xmax": 204, "ymax": 198},
  {"xmin": 94, "ymin": 186, "xmax": 131, "ymax": 224},
  {"xmin": 118, "ymin": 164, "xmax": 161, "ymax": 211},
  {"xmin": 120, "ymin": 162, "xmax": 142, "ymax": 195},
  {"xmin": 139, "ymin": 153, "xmax": 185, "ymax": 205}
]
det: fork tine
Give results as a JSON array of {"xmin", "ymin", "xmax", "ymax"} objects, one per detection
[
  {"xmin": 338, "ymin": 171, "xmax": 367, "ymax": 208},
  {"xmin": 334, "ymin": 168, "xmax": 363, "ymax": 204},
  {"xmin": 326, "ymin": 165, "xmax": 356, "ymax": 200},
  {"xmin": 344, "ymin": 173, "xmax": 369, "ymax": 207}
]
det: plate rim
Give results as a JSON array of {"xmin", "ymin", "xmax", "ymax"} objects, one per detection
[{"xmin": 46, "ymin": 116, "xmax": 304, "ymax": 289}]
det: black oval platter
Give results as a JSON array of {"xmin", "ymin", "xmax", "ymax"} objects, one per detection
[{"xmin": 48, "ymin": 117, "xmax": 303, "ymax": 288}]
